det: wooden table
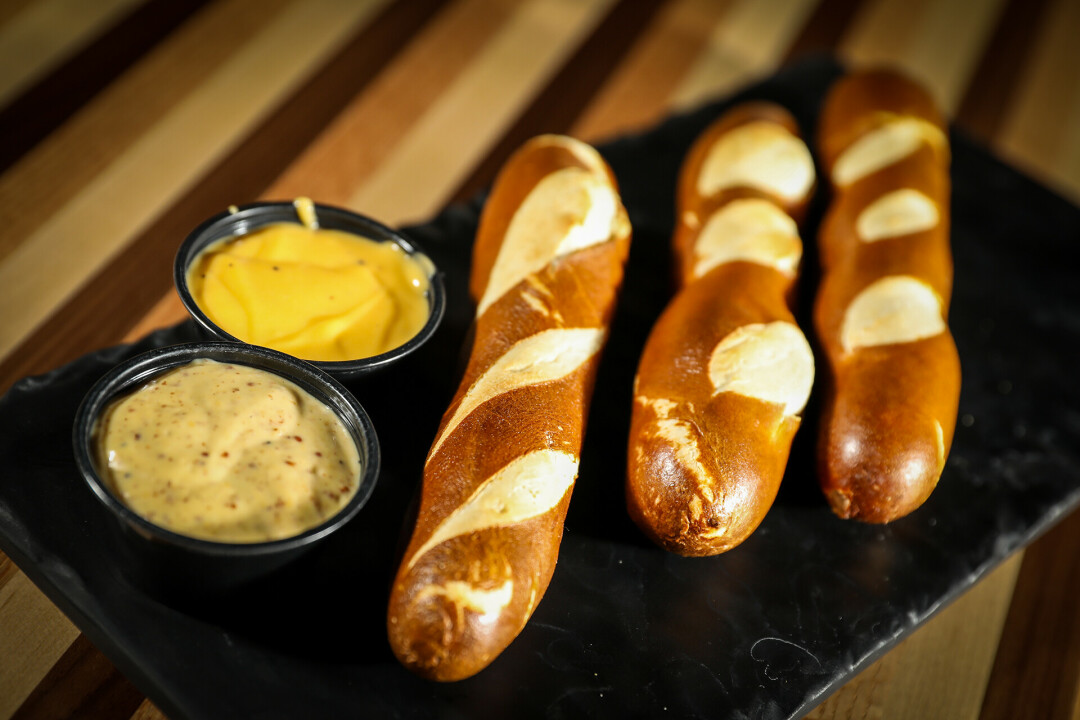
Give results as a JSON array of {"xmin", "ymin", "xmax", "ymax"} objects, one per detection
[{"xmin": 1, "ymin": 0, "xmax": 1078, "ymax": 718}]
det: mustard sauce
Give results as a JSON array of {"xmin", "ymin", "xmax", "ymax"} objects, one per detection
[
  {"xmin": 96, "ymin": 359, "xmax": 361, "ymax": 543},
  {"xmin": 187, "ymin": 202, "xmax": 431, "ymax": 362}
]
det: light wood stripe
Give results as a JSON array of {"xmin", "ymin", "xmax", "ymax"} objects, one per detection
[
  {"xmin": 840, "ymin": 0, "xmax": 928, "ymax": 75},
  {"xmin": 901, "ymin": 0, "xmax": 1007, "ymax": 114},
  {"xmin": 130, "ymin": 699, "xmax": 166, "ymax": 720},
  {"xmin": 12, "ymin": 634, "xmax": 144, "ymax": 720},
  {"xmin": 0, "ymin": 0, "xmax": 214, "ymax": 175},
  {"xmin": 955, "ymin": 0, "xmax": 1056, "ymax": 144},
  {"xmin": 0, "ymin": 0, "xmax": 145, "ymax": 108},
  {"xmin": 347, "ymin": 0, "xmax": 618, "ymax": 227},
  {"xmin": 996, "ymin": 0, "xmax": 1080, "ymax": 202},
  {"xmin": 669, "ymin": 0, "xmax": 823, "ymax": 109},
  {"xmin": 574, "ymin": 0, "xmax": 735, "ymax": 142},
  {"xmin": 841, "ymin": 0, "xmax": 1008, "ymax": 114},
  {"xmin": 979, "ymin": 515, "xmax": 1080, "ymax": 720},
  {"xmin": 0, "ymin": 0, "xmax": 291, "ymax": 264},
  {"xmin": 0, "ymin": 0, "xmax": 391, "ymax": 363},
  {"xmin": 270, "ymin": 0, "xmax": 517, "ymax": 206},
  {"xmin": 808, "ymin": 552, "xmax": 1024, "ymax": 719},
  {"xmin": 0, "ymin": 572, "xmax": 81, "ymax": 719}
]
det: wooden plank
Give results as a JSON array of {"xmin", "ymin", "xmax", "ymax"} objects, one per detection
[
  {"xmin": 0, "ymin": 573, "xmax": 81, "ymax": 719},
  {"xmin": 11, "ymin": 635, "xmax": 144, "ymax": 720},
  {"xmin": 0, "ymin": 0, "xmax": 211, "ymax": 174},
  {"xmin": 995, "ymin": 0, "xmax": 1080, "ymax": 202},
  {"xmin": 979, "ymin": 512, "xmax": 1080, "ymax": 720},
  {"xmin": 573, "ymin": 0, "xmax": 735, "ymax": 142},
  {"xmin": 346, "ymin": 0, "xmax": 619, "ymax": 226},
  {"xmin": 129, "ymin": 699, "xmax": 167, "ymax": 720},
  {"xmin": 841, "ymin": 0, "xmax": 1008, "ymax": 114},
  {"xmin": 667, "ymin": 0, "xmax": 822, "ymax": 108},
  {"xmin": 784, "ymin": 0, "xmax": 865, "ymax": 62},
  {"xmin": 0, "ymin": 0, "xmax": 145, "ymax": 107},
  {"xmin": 271, "ymin": 0, "xmax": 519, "ymax": 206},
  {"xmin": 954, "ymin": 0, "xmax": 1055, "ymax": 144},
  {"xmin": 446, "ymin": 0, "xmax": 669, "ymax": 204},
  {"xmin": 840, "ymin": 0, "xmax": 928, "ymax": 72},
  {"xmin": 0, "ymin": 0, "xmax": 292, "ymax": 265},
  {"xmin": 807, "ymin": 552, "xmax": 1024, "ymax": 720}
]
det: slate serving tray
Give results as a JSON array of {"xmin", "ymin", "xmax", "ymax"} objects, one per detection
[{"xmin": 2, "ymin": 57, "xmax": 1079, "ymax": 720}]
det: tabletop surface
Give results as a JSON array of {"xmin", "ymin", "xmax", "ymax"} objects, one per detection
[{"xmin": 1, "ymin": 1, "xmax": 1078, "ymax": 718}]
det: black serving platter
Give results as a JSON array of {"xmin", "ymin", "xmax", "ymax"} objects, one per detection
[{"xmin": 2, "ymin": 57, "xmax": 1079, "ymax": 720}]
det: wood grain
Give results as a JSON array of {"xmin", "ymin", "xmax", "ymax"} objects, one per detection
[
  {"xmin": 995, "ymin": 0, "xmax": 1080, "ymax": 202},
  {"xmin": 0, "ymin": 573, "xmax": 81, "ymax": 719},
  {"xmin": 0, "ymin": 0, "xmax": 144, "ymax": 108},
  {"xmin": 0, "ymin": 0, "xmax": 210, "ymax": 174},
  {"xmin": 980, "ymin": 512, "xmax": 1080, "ymax": 720},
  {"xmin": 347, "ymin": 0, "xmax": 618, "ymax": 225}
]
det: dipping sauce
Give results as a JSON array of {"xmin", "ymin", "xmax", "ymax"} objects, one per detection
[
  {"xmin": 95, "ymin": 359, "xmax": 362, "ymax": 543},
  {"xmin": 186, "ymin": 202, "xmax": 432, "ymax": 362}
]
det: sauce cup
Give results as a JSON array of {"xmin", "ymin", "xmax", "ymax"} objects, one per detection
[
  {"xmin": 174, "ymin": 201, "xmax": 446, "ymax": 380},
  {"xmin": 72, "ymin": 341, "xmax": 381, "ymax": 596}
]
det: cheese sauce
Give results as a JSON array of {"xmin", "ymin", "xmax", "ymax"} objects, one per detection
[
  {"xmin": 95, "ymin": 359, "xmax": 362, "ymax": 543},
  {"xmin": 187, "ymin": 204, "xmax": 431, "ymax": 362}
]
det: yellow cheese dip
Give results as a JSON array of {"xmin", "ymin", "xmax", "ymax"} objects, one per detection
[
  {"xmin": 95, "ymin": 359, "xmax": 362, "ymax": 543},
  {"xmin": 186, "ymin": 214, "xmax": 431, "ymax": 362}
]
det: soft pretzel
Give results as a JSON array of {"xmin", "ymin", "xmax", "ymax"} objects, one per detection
[
  {"xmin": 626, "ymin": 103, "xmax": 816, "ymax": 556},
  {"xmin": 814, "ymin": 69, "xmax": 961, "ymax": 523},
  {"xmin": 387, "ymin": 135, "xmax": 631, "ymax": 680}
]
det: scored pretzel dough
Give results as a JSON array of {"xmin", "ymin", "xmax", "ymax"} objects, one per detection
[
  {"xmin": 407, "ymin": 449, "xmax": 579, "ymax": 570},
  {"xmin": 428, "ymin": 327, "xmax": 604, "ymax": 459},
  {"xmin": 696, "ymin": 120, "xmax": 815, "ymax": 202},
  {"xmin": 414, "ymin": 578, "xmax": 514, "ymax": 617},
  {"xmin": 832, "ymin": 116, "xmax": 947, "ymax": 186},
  {"xmin": 840, "ymin": 275, "xmax": 946, "ymax": 352},
  {"xmin": 707, "ymin": 321, "xmax": 814, "ymax": 416},
  {"xmin": 856, "ymin": 188, "xmax": 939, "ymax": 242},
  {"xmin": 477, "ymin": 166, "xmax": 618, "ymax": 315},
  {"xmin": 692, "ymin": 198, "xmax": 802, "ymax": 280}
]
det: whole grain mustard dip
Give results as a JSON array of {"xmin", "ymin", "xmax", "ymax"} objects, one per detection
[
  {"xmin": 186, "ymin": 201, "xmax": 432, "ymax": 362},
  {"xmin": 95, "ymin": 359, "xmax": 362, "ymax": 543}
]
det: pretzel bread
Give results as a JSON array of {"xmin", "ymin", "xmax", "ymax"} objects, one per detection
[
  {"xmin": 626, "ymin": 103, "xmax": 816, "ymax": 557},
  {"xmin": 387, "ymin": 135, "xmax": 631, "ymax": 680},
  {"xmin": 814, "ymin": 69, "xmax": 961, "ymax": 523}
]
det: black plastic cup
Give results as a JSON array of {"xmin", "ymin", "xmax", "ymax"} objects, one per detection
[
  {"xmin": 72, "ymin": 342, "xmax": 381, "ymax": 597},
  {"xmin": 174, "ymin": 201, "xmax": 446, "ymax": 381}
]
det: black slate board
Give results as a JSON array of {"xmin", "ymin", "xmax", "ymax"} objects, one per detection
[{"xmin": 2, "ymin": 56, "xmax": 1079, "ymax": 720}]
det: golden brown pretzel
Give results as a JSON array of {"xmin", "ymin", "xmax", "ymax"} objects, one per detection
[
  {"xmin": 626, "ymin": 102, "xmax": 816, "ymax": 556},
  {"xmin": 814, "ymin": 68, "xmax": 961, "ymax": 523},
  {"xmin": 387, "ymin": 135, "xmax": 631, "ymax": 680}
]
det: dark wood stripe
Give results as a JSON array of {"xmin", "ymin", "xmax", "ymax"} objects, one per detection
[
  {"xmin": 0, "ymin": 0, "xmax": 450, "ymax": 396},
  {"xmin": 978, "ymin": 509, "xmax": 1080, "ymax": 720},
  {"xmin": 783, "ymin": 0, "xmax": 864, "ymax": 63},
  {"xmin": 11, "ymin": 634, "xmax": 145, "ymax": 720},
  {"xmin": 0, "ymin": 550, "xmax": 19, "ymax": 594},
  {"xmin": 0, "ymin": 0, "xmax": 212, "ymax": 175},
  {"xmin": 448, "ymin": 0, "xmax": 670, "ymax": 205},
  {"xmin": 955, "ymin": 0, "xmax": 1053, "ymax": 144},
  {"xmin": 0, "ymin": 0, "xmax": 37, "ymax": 28}
]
